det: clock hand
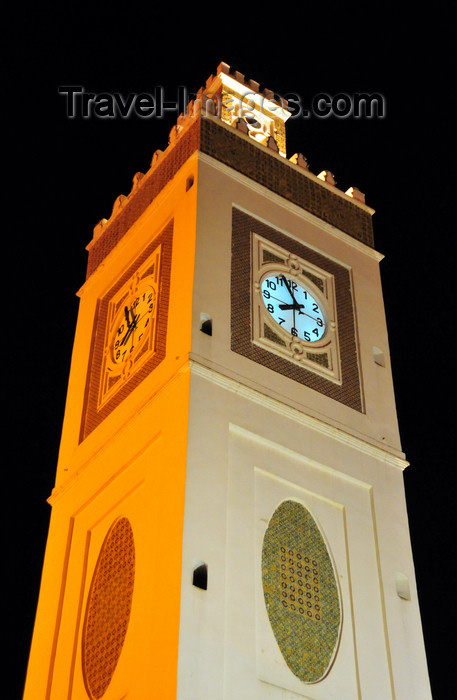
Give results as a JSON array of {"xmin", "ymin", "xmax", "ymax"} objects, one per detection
[
  {"xmin": 120, "ymin": 311, "xmax": 141, "ymax": 346},
  {"xmin": 120, "ymin": 326, "xmax": 133, "ymax": 347},
  {"xmin": 281, "ymin": 275, "xmax": 304, "ymax": 313},
  {"xmin": 129, "ymin": 306, "xmax": 138, "ymax": 328},
  {"xmin": 278, "ymin": 303, "xmax": 304, "ymax": 311},
  {"xmin": 301, "ymin": 311, "xmax": 322, "ymax": 322},
  {"xmin": 281, "ymin": 275, "xmax": 297, "ymax": 301},
  {"xmin": 120, "ymin": 307, "xmax": 134, "ymax": 347}
]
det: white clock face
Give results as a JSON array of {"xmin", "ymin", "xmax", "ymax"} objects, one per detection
[{"xmin": 261, "ymin": 273, "xmax": 327, "ymax": 342}]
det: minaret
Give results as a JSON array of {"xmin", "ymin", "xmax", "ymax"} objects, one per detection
[{"xmin": 24, "ymin": 62, "xmax": 431, "ymax": 699}]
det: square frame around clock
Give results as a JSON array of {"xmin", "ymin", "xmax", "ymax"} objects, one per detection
[
  {"xmin": 80, "ymin": 221, "xmax": 173, "ymax": 442},
  {"xmin": 231, "ymin": 208, "xmax": 364, "ymax": 412},
  {"xmin": 251, "ymin": 232, "xmax": 342, "ymax": 384}
]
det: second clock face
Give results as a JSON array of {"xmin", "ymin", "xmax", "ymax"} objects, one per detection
[
  {"xmin": 261, "ymin": 273, "xmax": 327, "ymax": 342},
  {"xmin": 110, "ymin": 282, "xmax": 156, "ymax": 365}
]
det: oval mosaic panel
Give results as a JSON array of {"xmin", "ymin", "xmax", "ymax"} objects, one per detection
[
  {"xmin": 82, "ymin": 516, "xmax": 135, "ymax": 699},
  {"xmin": 261, "ymin": 500, "xmax": 341, "ymax": 683}
]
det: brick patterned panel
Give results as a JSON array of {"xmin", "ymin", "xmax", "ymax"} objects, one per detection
[
  {"xmin": 85, "ymin": 115, "xmax": 373, "ymax": 282},
  {"xmin": 86, "ymin": 119, "xmax": 200, "ymax": 279},
  {"xmin": 231, "ymin": 209, "xmax": 363, "ymax": 412},
  {"xmin": 80, "ymin": 222, "xmax": 173, "ymax": 441},
  {"xmin": 200, "ymin": 118, "xmax": 374, "ymax": 248}
]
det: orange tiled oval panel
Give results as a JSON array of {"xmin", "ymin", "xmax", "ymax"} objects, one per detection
[{"xmin": 82, "ymin": 517, "xmax": 135, "ymax": 699}]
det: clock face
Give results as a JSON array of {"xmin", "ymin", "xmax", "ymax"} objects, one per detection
[
  {"xmin": 110, "ymin": 281, "xmax": 156, "ymax": 365},
  {"xmin": 81, "ymin": 226, "xmax": 173, "ymax": 442},
  {"xmin": 261, "ymin": 273, "xmax": 327, "ymax": 342}
]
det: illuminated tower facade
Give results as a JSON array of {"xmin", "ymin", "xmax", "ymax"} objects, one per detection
[{"xmin": 24, "ymin": 63, "xmax": 431, "ymax": 699}]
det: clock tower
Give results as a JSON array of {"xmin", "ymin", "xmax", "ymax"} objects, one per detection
[{"xmin": 24, "ymin": 63, "xmax": 431, "ymax": 699}]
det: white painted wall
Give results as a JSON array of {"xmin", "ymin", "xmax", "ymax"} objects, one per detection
[
  {"xmin": 178, "ymin": 368, "xmax": 430, "ymax": 699},
  {"xmin": 190, "ymin": 154, "xmax": 402, "ymax": 457},
  {"xmin": 176, "ymin": 154, "xmax": 431, "ymax": 699}
]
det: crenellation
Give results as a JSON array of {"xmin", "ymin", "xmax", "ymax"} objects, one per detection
[
  {"xmin": 267, "ymin": 135, "xmax": 279, "ymax": 152},
  {"xmin": 234, "ymin": 117, "xmax": 249, "ymax": 134},
  {"xmin": 89, "ymin": 64, "xmax": 373, "ymax": 254},
  {"xmin": 205, "ymin": 74, "xmax": 215, "ymax": 89},
  {"xmin": 289, "ymin": 153, "xmax": 309, "ymax": 170},
  {"xmin": 318, "ymin": 170, "xmax": 336, "ymax": 186},
  {"xmin": 345, "ymin": 186, "xmax": 366, "ymax": 203},
  {"xmin": 132, "ymin": 172, "xmax": 145, "ymax": 189},
  {"xmin": 215, "ymin": 60, "xmax": 289, "ymax": 111},
  {"xmin": 111, "ymin": 194, "xmax": 127, "ymax": 216},
  {"xmin": 150, "ymin": 149, "xmax": 163, "ymax": 165}
]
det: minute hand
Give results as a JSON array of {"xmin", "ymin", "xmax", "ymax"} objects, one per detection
[
  {"xmin": 281, "ymin": 275, "xmax": 304, "ymax": 313},
  {"xmin": 121, "ymin": 311, "xmax": 140, "ymax": 346}
]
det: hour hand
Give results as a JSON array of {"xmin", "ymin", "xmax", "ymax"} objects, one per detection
[
  {"xmin": 120, "ymin": 308, "xmax": 140, "ymax": 346},
  {"xmin": 120, "ymin": 325, "xmax": 133, "ymax": 346},
  {"xmin": 279, "ymin": 302, "xmax": 304, "ymax": 311},
  {"xmin": 129, "ymin": 306, "xmax": 138, "ymax": 328}
]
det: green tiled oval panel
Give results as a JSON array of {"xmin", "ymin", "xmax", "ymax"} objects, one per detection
[{"xmin": 262, "ymin": 500, "xmax": 341, "ymax": 683}]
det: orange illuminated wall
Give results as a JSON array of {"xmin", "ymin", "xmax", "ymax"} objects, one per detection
[{"xmin": 24, "ymin": 118, "xmax": 199, "ymax": 697}]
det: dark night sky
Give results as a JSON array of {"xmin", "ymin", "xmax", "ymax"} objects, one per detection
[{"xmin": 7, "ymin": 5, "xmax": 455, "ymax": 698}]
